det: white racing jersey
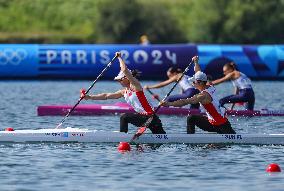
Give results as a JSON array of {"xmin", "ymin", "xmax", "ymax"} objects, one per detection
[
  {"xmin": 124, "ymin": 88, "xmax": 154, "ymax": 115},
  {"xmin": 232, "ymin": 72, "xmax": 252, "ymax": 89},
  {"xmin": 200, "ymin": 86, "xmax": 228, "ymax": 126},
  {"xmin": 178, "ymin": 74, "xmax": 195, "ymax": 91}
]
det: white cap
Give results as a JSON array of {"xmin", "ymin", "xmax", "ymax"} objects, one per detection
[
  {"xmin": 114, "ymin": 69, "xmax": 132, "ymax": 80},
  {"xmin": 114, "ymin": 71, "xmax": 126, "ymax": 80},
  {"xmin": 193, "ymin": 71, "xmax": 207, "ymax": 82}
]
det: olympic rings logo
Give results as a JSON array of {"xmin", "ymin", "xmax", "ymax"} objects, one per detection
[{"xmin": 0, "ymin": 49, "xmax": 28, "ymax": 66}]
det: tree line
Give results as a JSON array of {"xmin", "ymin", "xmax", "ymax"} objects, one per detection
[{"xmin": 0, "ymin": 0, "xmax": 283, "ymax": 44}]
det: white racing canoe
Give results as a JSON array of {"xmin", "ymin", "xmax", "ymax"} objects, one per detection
[{"xmin": 0, "ymin": 127, "xmax": 284, "ymax": 145}]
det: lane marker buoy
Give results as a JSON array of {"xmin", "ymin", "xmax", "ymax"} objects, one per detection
[
  {"xmin": 266, "ymin": 163, "xmax": 281, "ymax": 173},
  {"xmin": 118, "ymin": 142, "xmax": 131, "ymax": 152},
  {"xmin": 5, "ymin": 127, "xmax": 14, "ymax": 131}
]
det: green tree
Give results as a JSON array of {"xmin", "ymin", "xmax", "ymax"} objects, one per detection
[
  {"xmin": 0, "ymin": 0, "xmax": 284, "ymax": 44},
  {"xmin": 222, "ymin": 0, "xmax": 284, "ymax": 43},
  {"xmin": 95, "ymin": 0, "xmax": 186, "ymax": 43},
  {"xmin": 141, "ymin": 2, "xmax": 186, "ymax": 43},
  {"xmin": 184, "ymin": 0, "xmax": 229, "ymax": 43},
  {"xmin": 185, "ymin": 0, "xmax": 284, "ymax": 44}
]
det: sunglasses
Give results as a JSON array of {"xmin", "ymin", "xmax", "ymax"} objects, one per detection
[{"xmin": 192, "ymin": 80, "xmax": 202, "ymax": 84}]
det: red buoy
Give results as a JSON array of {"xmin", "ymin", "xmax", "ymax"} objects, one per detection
[
  {"xmin": 266, "ymin": 163, "xmax": 281, "ymax": 172},
  {"xmin": 5, "ymin": 127, "xmax": 14, "ymax": 131},
  {"xmin": 117, "ymin": 142, "xmax": 131, "ymax": 152}
]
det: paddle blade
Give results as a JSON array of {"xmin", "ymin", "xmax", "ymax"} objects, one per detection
[
  {"xmin": 132, "ymin": 116, "xmax": 154, "ymax": 141},
  {"xmin": 137, "ymin": 126, "xmax": 147, "ymax": 134},
  {"xmin": 132, "ymin": 127, "xmax": 147, "ymax": 141}
]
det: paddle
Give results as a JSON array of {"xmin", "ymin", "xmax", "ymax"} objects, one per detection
[
  {"xmin": 146, "ymin": 89, "xmax": 161, "ymax": 102},
  {"xmin": 56, "ymin": 55, "xmax": 118, "ymax": 129},
  {"xmin": 131, "ymin": 60, "xmax": 195, "ymax": 141}
]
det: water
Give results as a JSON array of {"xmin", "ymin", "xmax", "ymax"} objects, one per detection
[{"xmin": 0, "ymin": 80, "xmax": 283, "ymax": 191}]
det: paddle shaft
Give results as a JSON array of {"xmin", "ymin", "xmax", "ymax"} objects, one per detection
[
  {"xmin": 146, "ymin": 89, "xmax": 161, "ymax": 102},
  {"xmin": 56, "ymin": 55, "xmax": 118, "ymax": 128}
]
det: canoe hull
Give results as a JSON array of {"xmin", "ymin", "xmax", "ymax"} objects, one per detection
[
  {"xmin": 37, "ymin": 103, "xmax": 284, "ymax": 117},
  {"xmin": 1, "ymin": 128, "xmax": 284, "ymax": 144}
]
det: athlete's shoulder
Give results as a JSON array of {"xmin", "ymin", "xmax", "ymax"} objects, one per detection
[
  {"xmin": 195, "ymin": 91, "xmax": 209, "ymax": 103},
  {"xmin": 201, "ymin": 87, "xmax": 215, "ymax": 103},
  {"xmin": 232, "ymin": 71, "xmax": 241, "ymax": 79}
]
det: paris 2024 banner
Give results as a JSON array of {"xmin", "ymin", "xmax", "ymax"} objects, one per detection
[{"xmin": 0, "ymin": 44, "xmax": 283, "ymax": 80}]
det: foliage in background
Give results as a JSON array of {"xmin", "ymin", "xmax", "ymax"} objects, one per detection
[
  {"xmin": 0, "ymin": 0, "xmax": 283, "ymax": 44},
  {"xmin": 0, "ymin": 0, "xmax": 100, "ymax": 43},
  {"xmin": 95, "ymin": 0, "xmax": 186, "ymax": 43}
]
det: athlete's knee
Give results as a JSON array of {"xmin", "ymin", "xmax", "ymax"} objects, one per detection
[
  {"xmin": 148, "ymin": 115, "xmax": 166, "ymax": 134},
  {"xmin": 218, "ymin": 121, "xmax": 236, "ymax": 134},
  {"xmin": 153, "ymin": 115, "xmax": 162, "ymax": 124},
  {"xmin": 150, "ymin": 126, "xmax": 166, "ymax": 134},
  {"xmin": 149, "ymin": 122, "xmax": 166, "ymax": 134}
]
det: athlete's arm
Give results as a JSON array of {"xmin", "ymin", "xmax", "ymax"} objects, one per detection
[
  {"xmin": 193, "ymin": 56, "xmax": 201, "ymax": 73},
  {"xmin": 144, "ymin": 76, "xmax": 177, "ymax": 89},
  {"xmin": 116, "ymin": 52, "xmax": 142, "ymax": 91},
  {"xmin": 161, "ymin": 93, "xmax": 207, "ymax": 107},
  {"xmin": 84, "ymin": 90, "xmax": 123, "ymax": 100},
  {"xmin": 211, "ymin": 73, "xmax": 234, "ymax": 85}
]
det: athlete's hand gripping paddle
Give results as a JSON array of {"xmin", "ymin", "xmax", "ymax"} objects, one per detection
[
  {"xmin": 56, "ymin": 55, "xmax": 118, "ymax": 129},
  {"xmin": 131, "ymin": 60, "xmax": 195, "ymax": 141},
  {"xmin": 80, "ymin": 89, "xmax": 86, "ymax": 99}
]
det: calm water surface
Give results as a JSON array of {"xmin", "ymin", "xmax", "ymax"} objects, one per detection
[{"xmin": 0, "ymin": 80, "xmax": 283, "ymax": 191}]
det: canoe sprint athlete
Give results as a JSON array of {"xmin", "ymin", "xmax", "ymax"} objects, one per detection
[
  {"xmin": 160, "ymin": 56, "xmax": 236, "ymax": 134},
  {"xmin": 144, "ymin": 67, "xmax": 200, "ymax": 109},
  {"xmin": 82, "ymin": 52, "xmax": 166, "ymax": 134},
  {"xmin": 211, "ymin": 62, "xmax": 255, "ymax": 110}
]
